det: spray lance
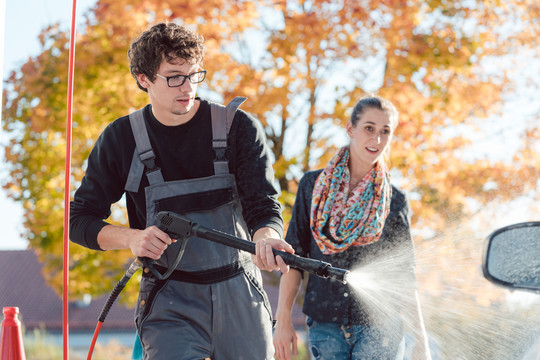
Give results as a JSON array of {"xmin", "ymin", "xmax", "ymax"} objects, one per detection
[
  {"xmin": 87, "ymin": 211, "xmax": 349, "ymax": 359},
  {"xmin": 155, "ymin": 211, "xmax": 350, "ymax": 283}
]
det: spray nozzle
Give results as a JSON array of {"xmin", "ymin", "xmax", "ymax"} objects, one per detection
[
  {"xmin": 324, "ymin": 266, "xmax": 350, "ymax": 284},
  {"xmin": 282, "ymin": 255, "xmax": 349, "ymax": 284},
  {"xmin": 156, "ymin": 211, "xmax": 350, "ymax": 284}
]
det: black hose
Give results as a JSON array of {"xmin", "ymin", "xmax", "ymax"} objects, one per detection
[
  {"xmin": 97, "ymin": 258, "xmax": 142, "ymax": 322},
  {"xmin": 88, "ymin": 236, "xmax": 189, "ymax": 359},
  {"xmin": 88, "ymin": 258, "xmax": 142, "ymax": 359}
]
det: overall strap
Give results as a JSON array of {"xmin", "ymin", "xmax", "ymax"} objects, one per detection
[
  {"xmin": 210, "ymin": 96, "xmax": 247, "ymax": 175},
  {"xmin": 124, "ymin": 108, "xmax": 164, "ymax": 192}
]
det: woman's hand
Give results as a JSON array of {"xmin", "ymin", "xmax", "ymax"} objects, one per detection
[{"xmin": 273, "ymin": 318, "xmax": 298, "ymax": 360}]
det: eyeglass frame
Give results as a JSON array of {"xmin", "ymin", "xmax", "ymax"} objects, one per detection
[{"xmin": 155, "ymin": 70, "xmax": 207, "ymax": 87}]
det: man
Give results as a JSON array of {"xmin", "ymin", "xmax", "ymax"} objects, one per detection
[{"xmin": 70, "ymin": 22, "xmax": 292, "ymax": 360}]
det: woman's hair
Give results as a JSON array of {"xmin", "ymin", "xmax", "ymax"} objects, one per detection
[
  {"xmin": 350, "ymin": 95, "xmax": 399, "ymax": 164},
  {"xmin": 128, "ymin": 22, "xmax": 205, "ymax": 92},
  {"xmin": 350, "ymin": 95, "xmax": 399, "ymax": 130}
]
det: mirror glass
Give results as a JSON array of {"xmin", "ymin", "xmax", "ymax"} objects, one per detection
[{"xmin": 486, "ymin": 223, "xmax": 540, "ymax": 290}]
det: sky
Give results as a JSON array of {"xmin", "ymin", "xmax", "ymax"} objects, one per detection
[{"xmin": 0, "ymin": 0, "xmax": 97, "ymax": 249}]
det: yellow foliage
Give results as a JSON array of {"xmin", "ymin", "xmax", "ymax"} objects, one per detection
[{"xmin": 2, "ymin": 0, "xmax": 539, "ymax": 312}]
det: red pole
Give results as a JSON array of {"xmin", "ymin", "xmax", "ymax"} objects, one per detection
[{"xmin": 64, "ymin": 0, "xmax": 78, "ymax": 359}]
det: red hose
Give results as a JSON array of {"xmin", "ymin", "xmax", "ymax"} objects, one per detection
[
  {"xmin": 87, "ymin": 321, "xmax": 103, "ymax": 360},
  {"xmin": 63, "ymin": 0, "xmax": 78, "ymax": 359}
]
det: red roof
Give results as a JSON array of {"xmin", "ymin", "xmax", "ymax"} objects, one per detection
[{"xmin": 0, "ymin": 250, "xmax": 305, "ymax": 331}]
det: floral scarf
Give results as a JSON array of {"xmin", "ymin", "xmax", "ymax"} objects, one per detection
[{"xmin": 310, "ymin": 146, "xmax": 392, "ymax": 254}]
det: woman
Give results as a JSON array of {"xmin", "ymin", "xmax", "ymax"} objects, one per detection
[{"xmin": 273, "ymin": 96, "xmax": 431, "ymax": 360}]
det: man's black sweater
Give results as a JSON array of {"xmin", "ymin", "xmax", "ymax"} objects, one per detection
[{"xmin": 70, "ymin": 99, "xmax": 283, "ymax": 250}]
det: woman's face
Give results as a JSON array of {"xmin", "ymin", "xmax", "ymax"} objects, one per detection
[{"xmin": 347, "ymin": 108, "xmax": 393, "ymax": 168}]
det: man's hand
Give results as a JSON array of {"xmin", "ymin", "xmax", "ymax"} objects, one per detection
[
  {"xmin": 252, "ymin": 227, "xmax": 294, "ymax": 273},
  {"xmin": 129, "ymin": 226, "xmax": 176, "ymax": 259},
  {"xmin": 97, "ymin": 224, "xmax": 175, "ymax": 260}
]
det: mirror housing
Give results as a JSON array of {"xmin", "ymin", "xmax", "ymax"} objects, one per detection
[{"xmin": 482, "ymin": 221, "xmax": 540, "ymax": 293}]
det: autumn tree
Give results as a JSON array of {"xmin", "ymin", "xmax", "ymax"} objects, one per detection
[
  {"xmin": 224, "ymin": 0, "xmax": 540, "ymax": 227},
  {"xmin": 2, "ymin": 0, "xmax": 540, "ymax": 318}
]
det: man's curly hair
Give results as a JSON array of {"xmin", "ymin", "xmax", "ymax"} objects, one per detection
[{"xmin": 128, "ymin": 22, "xmax": 205, "ymax": 92}]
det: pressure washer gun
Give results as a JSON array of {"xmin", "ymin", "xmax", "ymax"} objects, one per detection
[
  {"xmin": 87, "ymin": 211, "xmax": 349, "ymax": 359},
  {"xmin": 155, "ymin": 211, "xmax": 350, "ymax": 284}
]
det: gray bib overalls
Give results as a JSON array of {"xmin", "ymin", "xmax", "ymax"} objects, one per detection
[{"xmin": 126, "ymin": 98, "xmax": 274, "ymax": 360}]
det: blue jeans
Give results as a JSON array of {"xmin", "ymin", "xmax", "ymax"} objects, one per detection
[{"xmin": 306, "ymin": 316, "xmax": 405, "ymax": 360}]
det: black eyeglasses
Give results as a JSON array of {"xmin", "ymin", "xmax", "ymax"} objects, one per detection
[{"xmin": 155, "ymin": 70, "xmax": 207, "ymax": 87}]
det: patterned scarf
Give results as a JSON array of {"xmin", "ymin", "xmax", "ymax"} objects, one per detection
[{"xmin": 310, "ymin": 146, "xmax": 392, "ymax": 254}]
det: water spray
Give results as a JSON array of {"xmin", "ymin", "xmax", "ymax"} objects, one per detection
[{"xmin": 155, "ymin": 211, "xmax": 350, "ymax": 284}]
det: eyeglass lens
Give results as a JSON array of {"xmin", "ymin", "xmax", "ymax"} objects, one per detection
[{"xmin": 168, "ymin": 71, "xmax": 206, "ymax": 87}]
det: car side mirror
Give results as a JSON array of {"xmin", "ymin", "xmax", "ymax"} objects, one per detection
[{"xmin": 482, "ymin": 221, "xmax": 540, "ymax": 293}]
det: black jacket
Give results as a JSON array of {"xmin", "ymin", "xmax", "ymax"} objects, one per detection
[{"xmin": 286, "ymin": 170, "xmax": 416, "ymax": 325}]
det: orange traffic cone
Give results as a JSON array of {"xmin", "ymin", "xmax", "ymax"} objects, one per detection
[{"xmin": 0, "ymin": 307, "xmax": 26, "ymax": 360}]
